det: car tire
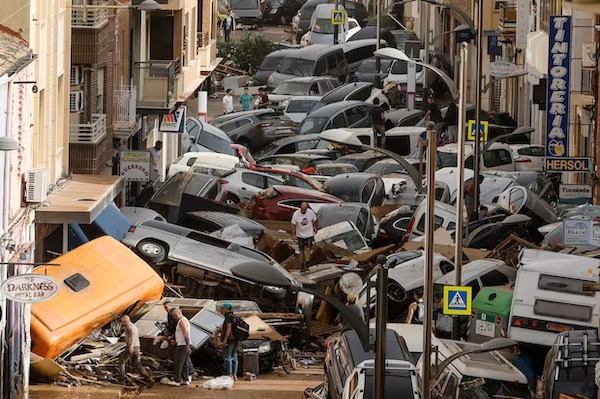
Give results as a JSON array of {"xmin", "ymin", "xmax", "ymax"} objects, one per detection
[
  {"xmin": 136, "ymin": 239, "xmax": 167, "ymax": 263},
  {"xmin": 226, "ymin": 193, "xmax": 241, "ymax": 206}
]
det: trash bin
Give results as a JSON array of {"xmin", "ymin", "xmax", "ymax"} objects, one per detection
[{"xmin": 468, "ymin": 286, "xmax": 513, "ymax": 343}]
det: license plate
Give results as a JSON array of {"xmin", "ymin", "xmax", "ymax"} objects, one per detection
[{"xmin": 475, "ymin": 320, "xmax": 496, "ymax": 338}]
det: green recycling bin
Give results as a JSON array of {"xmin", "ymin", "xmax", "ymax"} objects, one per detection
[{"xmin": 468, "ymin": 286, "xmax": 513, "ymax": 343}]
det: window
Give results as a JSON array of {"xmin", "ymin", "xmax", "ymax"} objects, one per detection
[
  {"xmin": 296, "ymin": 139, "xmax": 318, "ymax": 151},
  {"xmin": 347, "ymin": 86, "xmax": 372, "ymax": 101},
  {"xmin": 361, "ymin": 180, "xmax": 375, "ymax": 203},
  {"xmin": 538, "ymin": 275, "xmax": 594, "ymax": 297},
  {"xmin": 186, "ymin": 157, "xmax": 198, "ymax": 166},
  {"xmin": 534, "ymin": 299, "xmax": 593, "ymax": 322},
  {"xmin": 327, "ymin": 55, "xmax": 337, "ymax": 70},
  {"xmin": 349, "ymin": 19, "xmax": 358, "ymax": 29},
  {"xmin": 309, "ymin": 83, "xmax": 319, "ymax": 95},
  {"xmin": 442, "ymin": 374, "xmax": 459, "ymax": 399},
  {"xmin": 219, "ymin": 121, "xmax": 239, "ymax": 133},
  {"xmin": 417, "ymin": 215, "xmax": 443, "ymax": 232},
  {"xmin": 64, "ymin": 273, "xmax": 90, "ymax": 292},
  {"xmin": 480, "ymin": 269, "xmax": 510, "ymax": 287},
  {"xmin": 242, "ymin": 172, "xmax": 267, "ymax": 188},
  {"xmin": 314, "ymin": 59, "xmax": 326, "ymax": 75},
  {"xmin": 392, "ymin": 217, "xmax": 411, "ymax": 232},
  {"xmin": 483, "ymin": 149, "xmax": 512, "ymax": 167},
  {"xmin": 266, "ymin": 176, "xmax": 281, "ymax": 187},
  {"xmin": 331, "ymin": 113, "xmax": 346, "ymax": 128},
  {"xmin": 345, "ymin": 106, "xmax": 366, "ymax": 125},
  {"xmin": 467, "ymin": 278, "xmax": 481, "ymax": 298},
  {"xmin": 318, "ymin": 81, "xmax": 331, "ymax": 93}
]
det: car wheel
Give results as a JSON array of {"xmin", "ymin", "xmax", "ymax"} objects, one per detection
[
  {"xmin": 136, "ymin": 239, "xmax": 167, "ymax": 263},
  {"xmin": 387, "ymin": 281, "xmax": 407, "ymax": 303},
  {"xmin": 226, "ymin": 193, "xmax": 241, "ymax": 206}
]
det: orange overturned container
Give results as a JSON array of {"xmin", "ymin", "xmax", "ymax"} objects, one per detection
[{"xmin": 31, "ymin": 236, "xmax": 164, "ymax": 359}]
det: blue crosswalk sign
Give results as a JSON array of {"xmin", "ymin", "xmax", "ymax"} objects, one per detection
[{"xmin": 443, "ymin": 286, "xmax": 472, "ymax": 316}]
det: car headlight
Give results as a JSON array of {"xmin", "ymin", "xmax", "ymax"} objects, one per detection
[
  {"xmin": 280, "ymin": 98, "xmax": 290, "ymax": 109},
  {"xmin": 258, "ymin": 341, "xmax": 272, "ymax": 354}
]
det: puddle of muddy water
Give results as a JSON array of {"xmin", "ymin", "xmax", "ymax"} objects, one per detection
[{"xmin": 29, "ymin": 386, "xmax": 123, "ymax": 399}]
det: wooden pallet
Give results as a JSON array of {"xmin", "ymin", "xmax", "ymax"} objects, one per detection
[{"xmin": 215, "ymin": 63, "xmax": 246, "ymax": 76}]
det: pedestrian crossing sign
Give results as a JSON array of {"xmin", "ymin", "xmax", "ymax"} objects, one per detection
[
  {"xmin": 443, "ymin": 286, "xmax": 472, "ymax": 316},
  {"xmin": 331, "ymin": 10, "xmax": 345, "ymax": 25},
  {"xmin": 466, "ymin": 120, "xmax": 489, "ymax": 141}
]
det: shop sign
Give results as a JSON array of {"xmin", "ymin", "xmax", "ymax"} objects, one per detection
[
  {"xmin": 120, "ymin": 150, "xmax": 151, "ymax": 182},
  {"xmin": 1, "ymin": 274, "xmax": 59, "ymax": 303}
]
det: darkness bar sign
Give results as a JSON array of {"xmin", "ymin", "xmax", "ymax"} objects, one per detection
[{"xmin": 546, "ymin": 16, "xmax": 572, "ymax": 165}]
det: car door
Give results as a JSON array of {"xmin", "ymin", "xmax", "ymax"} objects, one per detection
[
  {"xmin": 329, "ymin": 112, "xmax": 348, "ymax": 129},
  {"xmin": 345, "ymin": 106, "xmax": 367, "ymax": 126},
  {"xmin": 240, "ymin": 171, "xmax": 269, "ymax": 202}
]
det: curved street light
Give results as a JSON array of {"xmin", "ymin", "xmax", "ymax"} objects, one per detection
[{"xmin": 384, "ymin": 0, "xmax": 475, "ymax": 34}]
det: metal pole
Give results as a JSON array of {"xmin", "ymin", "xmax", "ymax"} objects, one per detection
[
  {"xmin": 334, "ymin": 0, "xmax": 339, "ymax": 44},
  {"xmin": 374, "ymin": 266, "xmax": 389, "ymax": 399},
  {"xmin": 375, "ymin": 0, "xmax": 382, "ymax": 88},
  {"xmin": 421, "ymin": 120, "xmax": 437, "ymax": 399},
  {"xmin": 471, "ymin": 0, "xmax": 484, "ymax": 222},
  {"xmin": 452, "ymin": 42, "xmax": 468, "ymax": 340}
]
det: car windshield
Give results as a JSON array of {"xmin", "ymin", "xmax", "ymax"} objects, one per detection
[
  {"xmin": 365, "ymin": 161, "xmax": 405, "ymax": 175},
  {"xmin": 318, "ymin": 208, "xmax": 359, "ymax": 227},
  {"xmin": 390, "ymin": 61, "xmax": 424, "ymax": 74},
  {"xmin": 260, "ymin": 56, "xmax": 284, "ymax": 71},
  {"xmin": 272, "ymin": 82, "xmax": 311, "ymax": 95},
  {"xmin": 438, "ymin": 151, "xmax": 458, "ymax": 168},
  {"xmin": 319, "ymin": 229, "xmax": 366, "ymax": 251},
  {"xmin": 287, "ymin": 100, "xmax": 319, "ymax": 113},
  {"xmin": 313, "ymin": 18, "xmax": 335, "ymax": 34},
  {"xmin": 299, "ymin": 117, "xmax": 329, "ymax": 134},
  {"xmin": 152, "ymin": 173, "xmax": 213, "ymax": 206},
  {"xmin": 277, "ymin": 57, "xmax": 315, "ymax": 76},
  {"xmin": 363, "ymin": 370, "xmax": 415, "ymax": 399},
  {"xmin": 460, "ymin": 377, "xmax": 531, "ymax": 399},
  {"xmin": 231, "ymin": 0, "xmax": 256, "ymax": 9}
]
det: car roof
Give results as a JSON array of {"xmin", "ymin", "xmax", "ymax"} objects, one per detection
[
  {"xmin": 265, "ymin": 153, "xmax": 330, "ymax": 160},
  {"xmin": 271, "ymin": 185, "xmax": 342, "ymax": 200},
  {"xmin": 265, "ymin": 133, "xmax": 321, "ymax": 147},
  {"xmin": 343, "ymin": 329, "xmax": 410, "ymax": 365},
  {"xmin": 283, "ymin": 44, "xmax": 340, "ymax": 60},
  {"xmin": 265, "ymin": 48, "xmax": 297, "ymax": 59},
  {"xmin": 210, "ymin": 109, "xmax": 274, "ymax": 124},
  {"xmin": 307, "ymin": 100, "xmax": 367, "ymax": 117},
  {"xmin": 187, "ymin": 117, "xmax": 231, "ymax": 141},
  {"xmin": 281, "ymin": 76, "xmax": 336, "ymax": 84},
  {"xmin": 320, "ymin": 82, "xmax": 373, "ymax": 103},
  {"xmin": 185, "ymin": 211, "xmax": 265, "ymax": 229},
  {"xmin": 434, "ymin": 259, "xmax": 511, "ymax": 285}
]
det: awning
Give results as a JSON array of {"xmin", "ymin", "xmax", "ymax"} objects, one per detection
[{"xmin": 35, "ymin": 175, "xmax": 124, "ymax": 224}]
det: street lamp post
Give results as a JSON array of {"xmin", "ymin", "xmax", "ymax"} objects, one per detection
[{"xmin": 471, "ymin": 0, "xmax": 485, "ymax": 223}]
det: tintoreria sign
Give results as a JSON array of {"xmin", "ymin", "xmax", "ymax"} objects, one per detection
[
  {"xmin": 546, "ymin": 16, "xmax": 571, "ymax": 168},
  {"xmin": 1, "ymin": 274, "xmax": 60, "ymax": 303}
]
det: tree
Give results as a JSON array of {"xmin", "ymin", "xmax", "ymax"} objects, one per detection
[{"xmin": 218, "ymin": 34, "xmax": 275, "ymax": 75}]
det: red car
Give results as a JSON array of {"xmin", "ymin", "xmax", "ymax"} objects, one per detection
[{"xmin": 248, "ymin": 185, "xmax": 343, "ymax": 221}]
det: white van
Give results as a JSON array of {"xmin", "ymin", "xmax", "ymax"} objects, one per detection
[
  {"xmin": 188, "ymin": 153, "xmax": 241, "ymax": 177},
  {"xmin": 436, "ymin": 142, "xmax": 516, "ymax": 172},
  {"xmin": 418, "ymin": 338, "xmax": 533, "ymax": 399},
  {"xmin": 303, "ymin": 4, "xmax": 348, "ymax": 46},
  {"xmin": 405, "ymin": 199, "xmax": 463, "ymax": 239},
  {"xmin": 508, "ymin": 249, "xmax": 600, "ymax": 347},
  {"xmin": 322, "ymin": 126, "xmax": 426, "ymax": 156}
]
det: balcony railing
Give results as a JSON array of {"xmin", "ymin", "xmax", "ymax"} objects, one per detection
[
  {"xmin": 197, "ymin": 32, "xmax": 210, "ymax": 48},
  {"xmin": 114, "ymin": 85, "xmax": 137, "ymax": 130},
  {"xmin": 133, "ymin": 60, "xmax": 177, "ymax": 110},
  {"xmin": 71, "ymin": 0, "xmax": 110, "ymax": 29},
  {"xmin": 70, "ymin": 114, "xmax": 107, "ymax": 144}
]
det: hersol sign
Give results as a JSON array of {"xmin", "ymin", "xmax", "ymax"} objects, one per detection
[{"xmin": 1, "ymin": 274, "xmax": 60, "ymax": 303}]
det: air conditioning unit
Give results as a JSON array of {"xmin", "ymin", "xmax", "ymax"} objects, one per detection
[
  {"xmin": 26, "ymin": 169, "xmax": 48, "ymax": 203},
  {"xmin": 69, "ymin": 91, "xmax": 84, "ymax": 113},
  {"xmin": 70, "ymin": 65, "xmax": 83, "ymax": 86},
  {"xmin": 582, "ymin": 43, "xmax": 598, "ymax": 68}
]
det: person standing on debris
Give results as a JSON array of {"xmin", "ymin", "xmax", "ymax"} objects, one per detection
[
  {"xmin": 222, "ymin": 89, "xmax": 234, "ymax": 114},
  {"xmin": 425, "ymin": 96, "xmax": 443, "ymax": 142},
  {"xmin": 149, "ymin": 140, "xmax": 162, "ymax": 184},
  {"xmin": 223, "ymin": 9, "xmax": 235, "ymax": 43},
  {"xmin": 405, "ymin": 289, "xmax": 424, "ymax": 324},
  {"xmin": 119, "ymin": 315, "xmax": 154, "ymax": 387},
  {"xmin": 239, "ymin": 87, "xmax": 253, "ymax": 111},
  {"xmin": 166, "ymin": 309, "xmax": 192, "ymax": 386},
  {"xmin": 219, "ymin": 303, "xmax": 239, "ymax": 380},
  {"xmin": 291, "ymin": 202, "xmax": 318, "ymax": 270},
  {"xmin": 443, "ymin": 102, "xmax": 458, "ymax": 143},
  {"xmin": 368, "ymin": 98, "xmax": 386, "ymax": 148},
  {"xmin": 161, "ymin": 301, "xmax": 194, "ymax": 382}
]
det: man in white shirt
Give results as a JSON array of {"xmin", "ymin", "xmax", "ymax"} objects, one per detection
[
  {"xmin": 119, "ymin": 315, "xmax": 154, "ymax": 387},
  {"xmin": 222, "ymin": 89, "xmax": 234, "ymax": 114},
  {"xmin": 291, "ymin": 202, "xmax": 318, "ymax": 270},
  {"xmin": 223, "ymin": 9, "xmax": 235, "ymax": 43},
  {"xmin": 149, "ymin": 140, "xmax": 162, "ymax": 184},
  {"xmin": 166, "ymin": 308, "xmax": 192, "ymax": 386}
]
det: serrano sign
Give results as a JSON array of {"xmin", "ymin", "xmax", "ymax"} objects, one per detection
[{"xmin": 1, "ymin": 274, "xmax": 60, "ymax": 303}]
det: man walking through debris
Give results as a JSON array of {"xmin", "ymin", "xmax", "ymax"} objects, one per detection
[
  {"xmin": 166, "ymin": 308, "xmax": 192, "ymax": 386},
  {"xmin": 119, "ymin": 315, "xmax": 154, "ymax": 387},
  {"xmin": 291, "ymin": 202, "xmax": 318, "ymax": 270},
  {"xmin": 219, "ymin": 303, "xmax": 239, "ymax": 380},
  {"xmin": 161, "ymin": 301, "xmax": 194, "ymax": 379}
]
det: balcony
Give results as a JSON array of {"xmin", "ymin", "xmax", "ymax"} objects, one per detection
[
  {"xmin": 70, "ymin": 114, "xmax": 107, "ymax": 144},
  {"xmin": 581, "ymin": 69, "xmax": 597, "ymax": 97},
  {"xmin": 71, "ymin": 0, "xmax": 110, "ymax": 29},
  {"xmin": 133, "ymin": 59, "xmax": 179, "ymax": 114},
  {"xmin": 114, "ymin": 85, "xmax": 138, "ymax": 130}
]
